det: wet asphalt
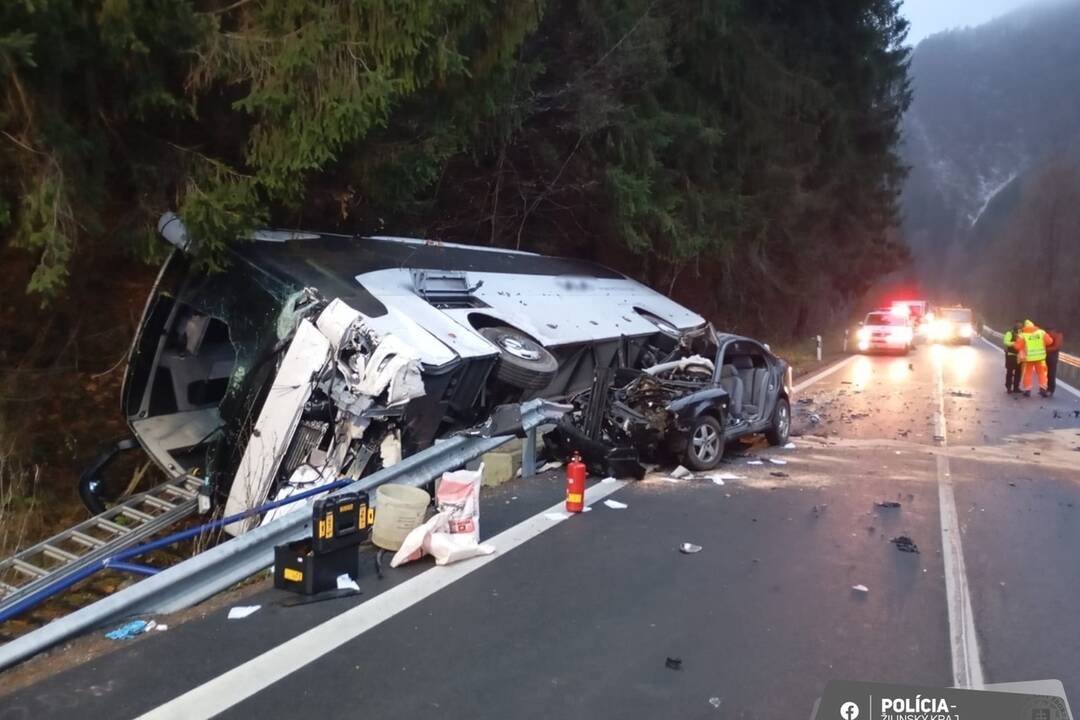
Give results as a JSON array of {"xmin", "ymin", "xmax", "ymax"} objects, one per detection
[{"xmin": 2, "ymin": 337, "xmax": 1079, "ymax": 719}]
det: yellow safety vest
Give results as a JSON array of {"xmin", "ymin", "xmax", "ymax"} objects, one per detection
[{"xmin": 1022, "ymin": 330, "xmax": 1047, "ymax": 362}]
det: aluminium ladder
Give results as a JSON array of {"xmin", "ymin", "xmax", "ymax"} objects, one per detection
[{"xmin": 0, "ymin": 476, "xmax": 202, "ymax": 616}]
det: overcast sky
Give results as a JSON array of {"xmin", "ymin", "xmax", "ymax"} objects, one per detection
[{"xmin": 903, "ymin": 0, "xmax": 1040, "ymax": 44}]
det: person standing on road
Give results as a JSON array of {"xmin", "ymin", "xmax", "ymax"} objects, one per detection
[
  {"xmin": 1013, "ymin": 320, "xmax": 1055, "ymax": 398},
  {"xmin": 1046, "ymin": 326, "xmax": 1065, "ymax": 397},
  {"xmin": 1003, "ymin": 322, "xmax": 1022, "ymax": 394}
]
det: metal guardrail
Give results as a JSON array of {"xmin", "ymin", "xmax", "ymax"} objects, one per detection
[{"xmin": 0, "ymin": 398, "xmax": 568, "ymax": 671}]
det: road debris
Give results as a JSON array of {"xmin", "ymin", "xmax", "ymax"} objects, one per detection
[
  {"xmin": 950, "ymin": 391, "xmax": 973, "ymax": 398},
  {"xmin": 812, "ymin": 504, "xmax": 827, "ymax": 516},
  {"xmin": 808, "ymin": 414, "xmax": 822, "ymax": 424},
  {"xmin": 852, "ymin": 584, "xmax": 869, "ymax": 594},
  {"xmin": 603, "ymin": 499, "xmax": 628, "ymax": 510},
  {"xmin": 747, "ymin": 460, "xmax": 764, "ymax": 466},
  {"xmin": 679, "ymin": 542, "xmax": 703, "ymax": 554},
  {"xmin": 105, "ymin": 620, "xmax": 152, "ymax": 640},
  {"xmin": 708, "ymin": 697, "xmax": 723, "ymax": 708},
  {"xmin": 539, "ymin": 461, "xmax": 564, "ymax": 473},
  {"xmin": 665, "ymin": 657, "xmax": 683, "ymax": 670},
  {"xmin": 797, "ymin": 398, "xmax": 815, "ymax": 405},
  {"xmin": 336, "ymin": 574, "xmax": 360, "ymax": 592},
  {"xmin": 875, "ymin": 501, "xmax": 902, "ymax": 509},
  {"xmin": 768, "ymin": 458, "xmax": 787, "ymax": 465},
  {"xmin": 670, "ymin": 465, "xmax": 693, "ymax": 479},
  {"xmin": 891, "ymin": 536, "xmax": 920, "ymax": 554},
  {"xmin": 227, "ymin": 605, "xmax": 262, "ymax": 620},
  {"xmin": 601, "ymin": 477, "xmax": 618, "ymax": 484},
  {"xmin": 783, "ymin": 442, "xmax": 797, "ymax": 449}
]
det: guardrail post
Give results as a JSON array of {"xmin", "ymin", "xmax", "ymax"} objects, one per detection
[
  {"xmin": 816, "ymin": 335, "xmax": 822, "ymax": 362},
  {"xmin": 523, "ymin": 426, "xmax": 537, "ymax": 479}
]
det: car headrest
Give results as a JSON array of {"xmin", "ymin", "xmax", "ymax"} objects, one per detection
[
  {"xmin": 731, "ymin": 355, "xmax": 754, "ymax": 370},
  {"xmin": 721, "ymin": 364, "xmax": 738, "ymax": 378}
]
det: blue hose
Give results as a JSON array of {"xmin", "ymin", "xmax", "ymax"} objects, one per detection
[{"xmin": 0, "ymin": 479, "xmax": 351, "ymax": 625}]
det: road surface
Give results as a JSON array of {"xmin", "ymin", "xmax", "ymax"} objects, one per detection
[{"xmin": 2, "ymin": 337, "xmax": 1079, "ymax": 719}]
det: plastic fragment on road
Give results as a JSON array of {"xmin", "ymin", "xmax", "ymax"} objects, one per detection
[
  {"xmin": 783, "ymin": 442, "xmax": 797, "ymax": 449},
  {"xmin": 227, "ymin": 605, "xmax": 261, "ymax": 620},
  {"xmin": 891, "ymin": 536, "xmax": 920, "ymax": 554},
  {"xmin": 808, "ymin": 414, "xmax": 822, "ymax": 424},
  {"xmin": 679, "ymin": 542, "xmax": 703, "ymax": 554},
  {"xmin": 710, "ymin": 473, "xmax": 742, "ymax": 484},
  {"xmin": 746, "ymin": 460, "xmax": 764, "ymax": 466},
  {"xmin": 603, "ymin": 499, "xmax": 628, "ymax": 510},
  {"xmin": 950, "ymin": 390, "xmax": 973, "ymax": 398},
  {"xmin": 155, "ymin": 624, "xmax": 168, "ymax": 632},
  {"xmin": 875, "ymin": 501, "xmax": 901, "ymax": 509},
  {"xmin": 670, "ymin": 465, "xmax": 693, "ymax": 479},
  {"xmin": 770, "ymin": 471, "xmax": 789, "ymax": 478},
  {"xmin": 665, "ymin": 657, "xmax": 683, "ymax": 670},
  {"xmin": 852, "ymin": 584, "xmax": 869, "ymax": 594},
  {"xmin": 538, "ymin": 461, "xmax": 563, "ymax": 473},
  {"xmin": 106, "ymin": 620, "xmax": 150, "ymax": 640},
  {"xmin": 768, "ymin": 458, "xmax": 787, "ymax": 465},
  {"xmin": 336, "ymin": 574, "xmax": 360, "ymax": 592},
  {"xmin": 709, "ymin": 697, "xmax": 723, "ymax": 709}
]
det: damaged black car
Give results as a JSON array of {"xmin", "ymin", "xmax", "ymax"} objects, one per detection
[{"xmin": 546, "ymin": 332, "xmax": 793, "ymax": 474}]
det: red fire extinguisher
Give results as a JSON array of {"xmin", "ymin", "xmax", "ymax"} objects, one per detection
[{"xmin": 566, "ymin": 451, "xmax": 586, "ymax": 513}]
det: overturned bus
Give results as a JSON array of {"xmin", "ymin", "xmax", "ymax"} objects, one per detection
[{"xmin": 83, "ymin": 213, "xmax": 790, "ymax": 532}]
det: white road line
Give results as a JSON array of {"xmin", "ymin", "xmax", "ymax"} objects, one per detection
[
  {"xmin": 140, "ymin": 354, "xmax": 856, "ymax": 718},
  {"xmin": 933, "ymin": 358, "xmax": 985, "ymax": 689},
  {"xmin": 137, "ymin": 480, "xmax": 627, "ymax": 720},
  {"xmin": 978, "ymin": 336, "xmax": 1080, "ymax": 400},
  {"xmin": 794, "ymin": 354, "xmax": 858, "ymax": 393}
]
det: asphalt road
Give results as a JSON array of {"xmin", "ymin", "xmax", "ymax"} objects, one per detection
[{"xmin": 2, "ymin": 337, "xmax": 1079, "ymax": 719}]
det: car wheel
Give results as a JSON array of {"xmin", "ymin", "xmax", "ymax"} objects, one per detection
[
  {"xmin": 479, "ymin": 326, "xmax": 559, "ymax": 392},
  {"xmin": 765, "ymin": 397, "xmax": 791, "ymax": 446},
  {"xmin": 684, "ymin": 415, "xmax": 725, "ymax": 471}
]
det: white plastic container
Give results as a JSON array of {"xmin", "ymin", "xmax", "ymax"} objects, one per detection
[{"xmin": 372, "ymin": 484, "xmax": 431, "ymax": 551}]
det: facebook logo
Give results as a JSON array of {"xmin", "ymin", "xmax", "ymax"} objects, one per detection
[{"xmin": 839, "ymin": 701, "xmax": 860, "ymax": 720}]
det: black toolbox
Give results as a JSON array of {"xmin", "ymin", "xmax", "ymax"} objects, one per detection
[
  {"xmin": 273, "ymin": 539, "xmax": 360, "ymax": 595},
  {"xmin": 274, "ymin": 490, "xmax": 372, "ymax": 595}
]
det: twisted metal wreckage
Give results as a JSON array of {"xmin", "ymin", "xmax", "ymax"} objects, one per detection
[{"xmin": 81, "ymin": 213, "xmax": 790, "ymax": 534}]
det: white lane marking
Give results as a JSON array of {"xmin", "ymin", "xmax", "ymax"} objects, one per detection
[
  {"xmin": 794, "ymin": 354, "xmax": 858, "ymax": 393},
  {"xmin": 934, "ymin": 358, "xmax": 985, "ymax": 689},
  {"xmin": 137, "ymin": 480, "xmax": 627, "ymax": 720},
  {"xmin": 979, "ymin": 336, "xmax": 1080, "ymax": 400}
]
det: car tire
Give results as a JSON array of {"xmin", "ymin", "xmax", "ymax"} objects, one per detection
[
  {"xmin": 684, "ymin": 414, "xmax": 725, "ymax": 471},
  {"xmin": 765, "ymin": 397, "xmax": 791, "ymax": 446},
  {"xmin": 479, "ymin": 326, "xmax": 559, "ymax": 392}
]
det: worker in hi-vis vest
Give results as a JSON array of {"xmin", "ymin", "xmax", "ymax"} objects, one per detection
[
  {"xmin": 1013, "ymin": 319, "xmax": 1055, "ymax": 397},
  {"xmin": 1002, "ymin": 322, "xmax": 1022, "ymax": 394}
]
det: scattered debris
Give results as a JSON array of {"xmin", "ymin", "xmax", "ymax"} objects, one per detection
[
  {"xmin": 155, "ymin": 624, "xmax": 168, "ymax": 632},
  {"xmin": 670, "ymin": 465, "xmax": 694, "ymax": 479},
  {"xmin": 391, "ymin": 467, "xmax": 495, "ymax": 567},
  {"xmin": 106, "ymin": 620, "xmax": 151, "ymax": 640},
  {"xmin": 679, "ymin": 543, "xmax": 703, "ymax": 554},
  {"xmin": 539, "ymin": 461, "xmax": 564, "ymax": 473},
  {"xmin": 770, "ymin": 471, "xmax": 790, "ymax": 478},
  {"xmin": 875, "ymin": 501, "xmax": 901, "ymax": 509},
  {"xmin": 808, "ymin": 414, "xmax": 822, "ymax": 425},
  {"xmin": 603, "ymin": 499, "xmax": 628, "ymax": 510},
  {"xmin": 227, "ymin": 605, "xmax": 262, "ymax": 620},
  {"xmin": 852, "ymin": 584, "xmax": 869, "ymax": 594},
  {"xmin": 661, "ymin": 477, "xmax": 683, "ymax": 484},
  {"xmin": 891, "ymin": 536, "xmax": 920, "ymax": 554},
  {"xmin": 1008, "ymin": 482, "xmax": 1017, "ymax": 487},
  {"xmin": 601, "ymin": 477, "xmax": 618, "ymax": 484},
  {"xmin": 746, "ymin": 460, "xmax": 764, "ymax": 466},
  {"xmin": 336, "ymin": 574, "xmax": 360, "ymax": 592},
  {"xmin": 797, "ymin": 398, "xmax": 815, "ymax": 405},
  {"xmin": 665, "ymin": 657, "xmax": 683, "ymax": 671},
  {"xmin": 950, "ymin": 391, "xmax": 973, "ymax": 398},
  {"xmin": 708, "ymin": 697, "xmax": 723, "ymax": 709},
  {"xmin": 768, "ymin": 458, "xmax": 787, "ymax": 465},
  {"xmin": 783, "ymin": 442, "xmax": 797, "ymax": 449},
  {"xmin": 812, "ymin": 504, "xmax": 827, "ymax": 517}
]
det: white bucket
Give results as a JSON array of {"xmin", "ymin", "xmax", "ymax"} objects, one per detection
[{"xmin": 372, "ymin": 484, "xmax": 431, "ymax": 551}]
